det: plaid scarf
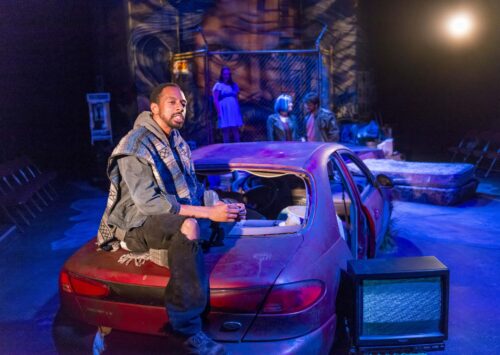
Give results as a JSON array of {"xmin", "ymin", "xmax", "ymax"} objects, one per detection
[{"xmin": 97, "ymin": 126, "xmax": 202, "ymax": 249}]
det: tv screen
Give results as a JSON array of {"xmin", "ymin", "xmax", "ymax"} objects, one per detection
[
  {"xmin": 347, "ymin": 256, "xmax": 449, "ymax": 353},
  {"xmin": 362, "ymin": 277, "xmax": 442, "ymax": 337}
]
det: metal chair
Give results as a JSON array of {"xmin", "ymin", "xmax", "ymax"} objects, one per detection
[
  {"xmin": 482, "ymin": 132, "xmax": 500, "ymax": 178},
  {"xmin": 449, "ymin": 130, "xmax": 479, "ymax": 162}
]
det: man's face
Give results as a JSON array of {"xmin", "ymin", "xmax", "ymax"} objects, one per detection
[
  {"xmin": 304, "ymin": 101, "xmax": 317, "ymax": 115},
  {"xmin": 151, "ymin": 86, "xmax": 187, "ymax": 134}
]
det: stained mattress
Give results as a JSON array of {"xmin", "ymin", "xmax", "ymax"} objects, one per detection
[
  {"xmin": 362, "ymin": 159, "xmax": 476, "ymax": 188},
  {"xmin": 360, "ymin": 159, "xmax": 478, "ymax": 205}
]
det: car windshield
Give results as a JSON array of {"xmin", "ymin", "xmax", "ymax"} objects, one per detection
[{"xmin": 197, "ymin": 169, "xmax": 309, "ymax": 236}]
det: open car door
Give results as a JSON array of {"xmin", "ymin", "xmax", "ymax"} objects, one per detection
[{"xmin": 334, "ymin": 150, "xmax": 389, "ymax": 257}]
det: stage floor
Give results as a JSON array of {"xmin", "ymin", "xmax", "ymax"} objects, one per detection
[{"xmin": 0, "ymin": 176, "xmax": 499, "ymax": 354}]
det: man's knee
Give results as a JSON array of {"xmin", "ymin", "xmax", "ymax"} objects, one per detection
[{"xmin": 180, "ymin": 218, "xmax": 199, "ymax": 240}]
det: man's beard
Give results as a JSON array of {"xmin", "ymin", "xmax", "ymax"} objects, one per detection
[{"xmin": 165, "ymin": 113, "xmax": 185, "ymax": 129}]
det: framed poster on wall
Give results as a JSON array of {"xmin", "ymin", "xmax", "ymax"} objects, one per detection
[{"xmin": 87, "ymin": 92, "xmax": 112, "ymax": 145}]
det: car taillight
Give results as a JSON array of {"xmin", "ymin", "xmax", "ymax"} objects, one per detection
[
  {"xmin": 59, "ymin": 270, "xmax": 110, "ymax": 298},
  {"xmin": 261, "ymin": 280, "xmax": 324, "ymax": 314},
  {"xmin": 211, "ymin": 287, "xmax": 269, "ymax": 313},
  {"xmin": 59, "ymin": 271, "xmax": 73, "ymax": 293}
]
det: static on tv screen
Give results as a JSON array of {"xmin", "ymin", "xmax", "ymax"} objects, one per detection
[{"xmin": 361, "ymin": 277, "xmax": 442, "ymax": 337}]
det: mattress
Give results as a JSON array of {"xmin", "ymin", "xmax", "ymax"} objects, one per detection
[
  {"xmin": 356, "ymin": 159, "xmax": 478, "ymax": 205},
  {"xmin": 362, "ymin": 159, "xmax": 476, "ymax": 188},
  {"xmin": 391, "ymin": 179, "xmax": 478, "ymax": 205}
]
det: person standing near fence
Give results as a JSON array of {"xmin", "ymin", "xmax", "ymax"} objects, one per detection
[
  {"xmin": 212, "ymin": 67, "xmax": 243, "ymax": 143},
  {"xmin": 303, "ymin": 92, "xmax": 339, "ymax": 142},
  {"xmin": 266, "ymin": 94, "xmax": 305, "ymax": 141}
]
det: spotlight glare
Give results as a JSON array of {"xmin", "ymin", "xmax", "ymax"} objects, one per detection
[{"xmin": 446, "ymin": 12, "xmax": 474, "ymax": 38}]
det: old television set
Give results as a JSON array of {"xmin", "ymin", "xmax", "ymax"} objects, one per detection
[{"xmin": 346, "ymin": 256, "xmax": 449, "ymax": 353}]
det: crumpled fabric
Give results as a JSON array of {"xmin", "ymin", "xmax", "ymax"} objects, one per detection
[{"xmin": 117, "ymin": 248, "xmax": 169, "ymax": 268}]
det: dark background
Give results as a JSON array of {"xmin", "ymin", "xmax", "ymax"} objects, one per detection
[
  {"xmin": 1, "ymin": 0, "xmax": 498, "ymax": 175},
  {"xmin": 360, "ymin": 0, "xmax": 500, "ymax": 159},
  {"xmin": 0, "ymin": 0, "xmax": 131, "ymax": 179}
]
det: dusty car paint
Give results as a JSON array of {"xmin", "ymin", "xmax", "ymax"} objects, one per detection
[{"xmin": 59, "ymin": 142, "xmax": 391, "ymax": 353}]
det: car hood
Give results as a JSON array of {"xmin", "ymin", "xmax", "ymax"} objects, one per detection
[{"xmin": 64, "ymin": 235, "xmax": 303, "ymax": 290}]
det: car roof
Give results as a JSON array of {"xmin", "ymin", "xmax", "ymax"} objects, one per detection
[{"xmin": 192, "ymin": 142, "xmax": 345, "ymax": 170}]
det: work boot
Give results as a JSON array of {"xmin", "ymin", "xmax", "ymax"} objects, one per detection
[{"xmin": 183, "ymin": 331, "xmax": 226, "ymax": 355}]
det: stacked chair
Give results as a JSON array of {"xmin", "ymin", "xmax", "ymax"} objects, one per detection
[
  {"xmin": 476, "ymin": 132, "xmax": 500, "ymax": 177},
  {"xmin": 449, "ymin": 130, "xmax": 500, "ymax": 177},
  {"xmin": 448, "ymin": 129, "xmax": 479, "ymax": 162},
  {"xmin": 0, "ymin": 157, "xmax": 57, "ymax": 232}
]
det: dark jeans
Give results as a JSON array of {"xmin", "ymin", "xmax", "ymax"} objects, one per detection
[{"xmin": 124, "ymin": 214, "xmax": 208, "ymax": 336}]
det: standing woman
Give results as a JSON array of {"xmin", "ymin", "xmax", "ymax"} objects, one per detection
[
  {"xmin": 267, "ymin": 94, "xmax": 305, "ymax": 141},
  {"xmin": 212, "ymin": 67, "xmax": 243, "ymax": 143}
]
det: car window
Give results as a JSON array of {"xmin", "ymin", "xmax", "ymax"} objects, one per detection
[
  {"xmin": 327, "ymin": 158, "xmax": 354, "ymax": 248},
  {"xmin": 197, "ymin": 169, "xmax": 309, "ymax": 236},
  {"xmin": 339, "ymin": 152, "xmax": 375, "ymax": 196}
]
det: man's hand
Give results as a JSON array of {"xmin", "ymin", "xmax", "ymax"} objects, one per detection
[
  {"xmin": 179, "ymin": 202, "xmax": 247, "ymax": 221},
  {"xmin": 209, "ymin": 201, "xmax": 246, "ymax": 222},
  {"xmin": 236, "ymin": 202, "xmax": 247, "ymax": 221}
]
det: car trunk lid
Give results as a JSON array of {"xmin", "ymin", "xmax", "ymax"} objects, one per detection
[
  {"xmin": 63, "ymin": 234, "xmax": 302, "ymax": 340},
  {"xmin": 65, "ymin": 234, "xmax": 302, "ymax": 287}
]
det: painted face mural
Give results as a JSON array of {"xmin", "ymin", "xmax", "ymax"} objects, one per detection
[
  {"xmin": 128, "ymin": 0, "xmax": 358, "ymax": 144},
  {"xmin": 195, "ymin": 0, "xmax": 299, "ymax": 103}
]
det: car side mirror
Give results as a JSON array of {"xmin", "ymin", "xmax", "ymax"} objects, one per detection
[{"xmin": 376, "ymin": 174, "xmax": 393, "ymax": 188}]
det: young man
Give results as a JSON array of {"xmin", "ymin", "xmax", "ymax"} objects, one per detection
[
  {"xmin": 97, "ymin": 83, "xmax": 245, "ymax": 354},
  {"xmin": 303, "ymin": 92, "xmax": 340, "ymax": 142}
]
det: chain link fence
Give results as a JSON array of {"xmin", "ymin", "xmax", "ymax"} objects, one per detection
[
  {"xmin": 128, "ymin": 2, "xmax": 362, "ymax": 147},
  {"xmin": 173, "ymin": 47, "xmax": 332, "ymax": 145}
]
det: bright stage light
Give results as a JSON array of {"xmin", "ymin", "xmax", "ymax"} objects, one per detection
[{"xmin": 446, "ymin": 12, "xmax": 474, "ymax": 39}]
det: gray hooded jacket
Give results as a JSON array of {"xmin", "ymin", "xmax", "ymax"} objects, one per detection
[{"xmin": 104, "ymin": 112, "xmax": 203, "ymax": 234}]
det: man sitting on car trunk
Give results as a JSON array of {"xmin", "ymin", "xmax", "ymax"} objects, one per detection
[{"xmin": 97, "ymin": 83, "xmax": 245, "ymax": 355}]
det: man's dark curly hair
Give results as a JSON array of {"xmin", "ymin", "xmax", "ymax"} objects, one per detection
[
  {"xmin": 149, "ymin": 83, "xmax": 181, "ymax": 104},
  {"xmin": 303, "ymin": 92, "xmax": 320, "ymax": 105}
]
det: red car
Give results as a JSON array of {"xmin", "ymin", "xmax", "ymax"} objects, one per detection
[{"xmin": 59, "ymin": 142, "xmax": 392, "ymax": 354}]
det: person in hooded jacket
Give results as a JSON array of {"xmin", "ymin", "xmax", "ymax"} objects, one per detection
[{"xmin": 97, "ymin": 83, "xmax": 245, "ymax": 355}]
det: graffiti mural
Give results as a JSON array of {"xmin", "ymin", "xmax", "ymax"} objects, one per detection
[{"xmin": 128, "ymin": 0, "xmax": 360, "ymax": 145}]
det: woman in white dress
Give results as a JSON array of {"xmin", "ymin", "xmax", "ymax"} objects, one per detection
[{"xmin": 212, "ymin": 67, "xmax": 243, "ymax": 143}]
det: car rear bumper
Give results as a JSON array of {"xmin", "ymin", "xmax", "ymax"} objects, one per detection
[
  {"xmin": 61, "ymin": 292, "xmax": 168, "ymax": 335},
  {"xmin": 225, "ymin": 313, "xmax": 336, "ymax": 355},
  {"xmin": 61, "ymin": 292, "xmax": 336, "ymax": 354}
]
